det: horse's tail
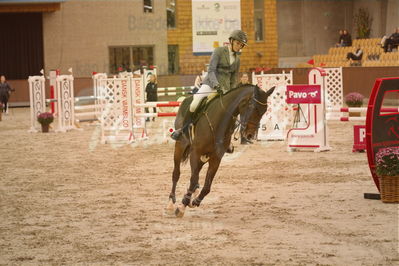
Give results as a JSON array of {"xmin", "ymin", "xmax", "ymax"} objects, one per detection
[{"xmin": 181, "ymin": 144, "xmax": 191, "ymax": 164}]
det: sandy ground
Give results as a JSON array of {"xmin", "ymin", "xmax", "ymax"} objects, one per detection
[{"xmin": 0, "ymin": 108, "xmax": 398, "ymax": 265}]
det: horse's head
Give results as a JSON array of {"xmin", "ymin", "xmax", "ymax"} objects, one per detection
[{"xmin": 239, "ymin": 85, "xmax": 275, "ymax": 142}]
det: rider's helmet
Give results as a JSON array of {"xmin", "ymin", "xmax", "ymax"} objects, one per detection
[{"xmin": 229, "ymin": 30, "xmax": 248, "ymax": 46}]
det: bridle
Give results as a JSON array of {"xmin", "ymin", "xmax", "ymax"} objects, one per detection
[
  {"xmin": 238, "ymin": 88, "xmax": 268, "ymax": 133},
  {"xmin": 203, "ymin": 86, "xmax": 268, "ymax": 144}
]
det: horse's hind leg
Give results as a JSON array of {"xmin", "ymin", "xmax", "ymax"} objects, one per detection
[
  {"xmin": 175, "ymin": 152, "xmax": 204, "ymax": 217},
  {"xmin": 191, "ymin": 156, "xmax": 221, "ymax": 207}
]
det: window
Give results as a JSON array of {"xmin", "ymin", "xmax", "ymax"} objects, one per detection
[
  {"xmin": 109, "ymin": 46, "xmax": 154, "ymax": 74},
  {"xmin": 254, "ymin": 0, "xmax": 264, "ymax": 41},
  {"xmin": 144, "ymin": 0, "xmax": 153, "ymax": 13},
  {"xmin": 168, "ymin": 45, "xmax": 179, "ymax": 74},
  {"xmin": 166, "ymin": 0, "xmax": 176, "ymax": 28}
]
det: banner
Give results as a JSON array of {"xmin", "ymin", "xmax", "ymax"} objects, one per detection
[
  {"xmin": 192, "ymin": 0, "xmax": 241, "ymax": 55},
  {"xmin": 286, "ymin": 85, "xmax": 321, "ymax": 104}
]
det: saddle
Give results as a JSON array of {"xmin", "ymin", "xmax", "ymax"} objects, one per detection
[{"xmin": 191, "ymin": 91, "xmax": 220, "ymax": 125}]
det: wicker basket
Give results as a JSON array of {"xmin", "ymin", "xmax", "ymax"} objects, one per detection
[{"xmin": 379, "ymin": 176, "xmax": 399, "ymax": 203}]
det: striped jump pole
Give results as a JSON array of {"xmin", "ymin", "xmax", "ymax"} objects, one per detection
[
  {"xmin": 135, "ymin": 112, "xmax": 177, "ymax": 117},
  {"xmin": 45, "ymin": 96, "xmax": 100, "ymax": 103},
  {"xmin": 75, "ymin": 96, "xmax": 98, "ymax": 102},
  {"xmin": 328, "ymin": 117, "xmax": 366, "ymax": 122},
  {"xmin": 327, "ymin": 107, "xmax": 399, "ymax": 113},
  {"xmin": 157, "ymin": 86, "xmax": 194, "ymax": 96},
  {"xmin": 134, "ymin": 101, "xmax": 181, "ymax": 108}
]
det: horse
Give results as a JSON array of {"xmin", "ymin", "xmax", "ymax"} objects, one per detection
[{"xmin": 166, "ymin": 84, "xmax": 275, "ymax": 217}]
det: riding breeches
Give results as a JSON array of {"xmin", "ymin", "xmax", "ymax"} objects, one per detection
[{"xmin": 189, "ymin": 84, "xmax": 214, "ymax": 112}]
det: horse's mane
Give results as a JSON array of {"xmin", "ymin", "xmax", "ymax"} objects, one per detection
[
  {"xmin": 204, "ymin": 83, "xmax": 259, "ymax": 108},
  {"xmin": 223, "ymin": 83, "xmax": 259, "ymax": 96}
]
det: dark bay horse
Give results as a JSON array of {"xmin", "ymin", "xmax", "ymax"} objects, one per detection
[{"xmin": 167, "ymin": 84, "xmax": 275, "ymax": 217}]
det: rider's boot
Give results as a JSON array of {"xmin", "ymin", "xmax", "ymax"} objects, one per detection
[{"xmin": 171, "ymin": 111, "xmax": 193, "ymax": 141}]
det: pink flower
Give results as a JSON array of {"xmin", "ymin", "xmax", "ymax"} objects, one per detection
[
  {"xmin": 37, "ymin": 112, "xmax": 54, "ymax": 125},
  {"xmin": 375, "ymin": 146, "xmax": 399, "ymax": 176},
  {"xmin": 345, "ymin": 92, "xmax": 365, "ymax": 107}
]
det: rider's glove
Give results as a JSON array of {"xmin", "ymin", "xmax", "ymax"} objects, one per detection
[{"xmin": 214, "ymin": 85, "xmax": 223, "ymax": 94}]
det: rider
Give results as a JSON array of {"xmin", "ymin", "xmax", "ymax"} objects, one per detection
[{"xmin": 171, "ymin": 29, "xmax": 248, "ymax": 140}]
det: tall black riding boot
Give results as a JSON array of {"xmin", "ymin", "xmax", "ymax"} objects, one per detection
[{"xmin": 171, "ymin": 111, "xmax": 193, "ymax": 141}]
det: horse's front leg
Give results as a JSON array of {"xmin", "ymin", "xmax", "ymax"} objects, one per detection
[
  {"xmin": 167, "ymin": 143, "xmax": 184, "ymax": 214},
  {"xmin": 191, "ymin": 156, "xmax": 222, "ymax": 207},
  {"xmin": 175, "ymin": 152, "xmax": 204, "ymax": 218}
]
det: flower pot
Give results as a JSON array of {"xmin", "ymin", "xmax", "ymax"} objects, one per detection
[
  {"xmin": 379, "ymin": 176, "xmax": 399, "ymax": 203},
  {"xmin": 41, "ymin": 124, "xmax": 50, "ymax": 133}
]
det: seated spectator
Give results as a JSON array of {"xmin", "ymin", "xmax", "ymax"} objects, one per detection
[
  {"xmin": 382, "ymin": 27, "xmax": 399, "ymax": 52},
  {"xmin": 342, "ymin": 30, "xmax": 352, "ymax": 47},
  {"xmin": 347, "ymin": 46, "xmax": 363, "ymax": 65},
  {"xmin": 335, "ymin": 29, "xmax": 344, "ymax": 47}
]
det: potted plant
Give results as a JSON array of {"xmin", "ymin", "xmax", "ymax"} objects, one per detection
[
  {"xmin": 345, "ymin": 92, "xmax": 365, "ymax": 116},
  {"xmin": 376, "ymin": 146, "xmax": 399, "ymax": 203},
  {"xmin": 37, "ymin": 112, "xmax": 54, "ymax": 133},
  {"xmin": 354, "ymin": 7, "xmax": 373, "ymax": 39}
]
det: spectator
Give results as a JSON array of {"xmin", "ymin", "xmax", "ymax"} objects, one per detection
[
  {"xmin": 0, "ymin": 75, "xmax": 14, "ymax": 114},
  {"xmin": 342, "ymin": 30, "xmax": 352, "ymax": 47},
  {"xmin": 347, "ymin": 46, "xmax": 363, "ymax": 64},
  {"xmin": 238, "ymin": 72, "xmax": 252, "ymax": 144},
  {"xmin": 382, "ymin": 27, "xmax": 399, "ymax": 52},
  {"xmin": 193, "ymin": 72, "xmax": 205, "ymax": 94},
  {"xmin": 238, "ymin": 72, "xmax": 250, "ymax": 86},
  {"xmin": 145, "ymin": 74, "xmax": 158, "ymax": 122},
  {"xmin": 336, "ymin": 29, "xmax": 344, "ymax": 47}
]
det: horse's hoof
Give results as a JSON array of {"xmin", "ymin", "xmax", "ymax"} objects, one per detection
[
  {"xmin": 175, "ymin": 207, "xmax": 185, "ymax": 218},
  {"xmin": 165, "ymin": 199, "xmax": 175, "ymax": 215},
  {"xmin": 191, "ymin": 198, "xmax": 201, "ymax": 207},
  {"xmin": 188, "ymin": 188, "xmax": 200, "ymax": 208}
]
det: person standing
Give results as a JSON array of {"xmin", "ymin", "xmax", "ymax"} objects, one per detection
[
  {"xmin": 145, "ymin": 74, "xmax": 158, "ymax": 122},
  {"xmin": 171, "ymin": 30, "xmax": 248, "ymax": 140},
  {"xmin": 237, "ymin": 72, "xmax": 252, "ymax": 144},
  {"xmin": 0, "ymin": 75, "xmax": 14, "ymax": 114},
  {"xmin": 238, "ymin": 72, "xmax": 250, "ymax": 86}
]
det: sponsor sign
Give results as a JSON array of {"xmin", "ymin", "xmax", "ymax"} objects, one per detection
[
  {"xmin": 286, "ymin": 85, "xmax": 321, "ymax": 104},
  {"xmin": 192, "ymin": 0, "xmax": 241, "ymax": 55}
]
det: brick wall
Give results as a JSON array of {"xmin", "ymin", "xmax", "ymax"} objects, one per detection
[{"xmin": 167, "ymin": 0, "xmax": 278, "ymax": 75}]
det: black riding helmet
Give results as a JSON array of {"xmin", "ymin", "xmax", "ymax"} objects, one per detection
[{"xmin": 229, "ymin": 30, "xmax": 248, "ymax": 46}]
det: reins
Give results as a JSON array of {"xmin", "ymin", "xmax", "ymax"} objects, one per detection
[{"xmin": 204, "ymin": 86, "xmax": 268, "ymax": 144}]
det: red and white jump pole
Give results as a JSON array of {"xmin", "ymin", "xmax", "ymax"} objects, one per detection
[
  {"xmin": 328, "ymin": 107, "xmax": 399, "ymax": 113},
  {"xmin": 134, "ymin": 101, "xmax": 181, "ymax": 108},
  {"xmin": 328, "ymin": 117, "xmax": 366, "ymax": 122},
  {"xmin": 135, "ymin": 112, "xmax": 177, "ymax": 118}
]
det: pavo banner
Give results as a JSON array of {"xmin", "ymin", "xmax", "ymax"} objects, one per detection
[{"xmin": 192, "ymin": 0, "xmax": 241, "ymax": 55}]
